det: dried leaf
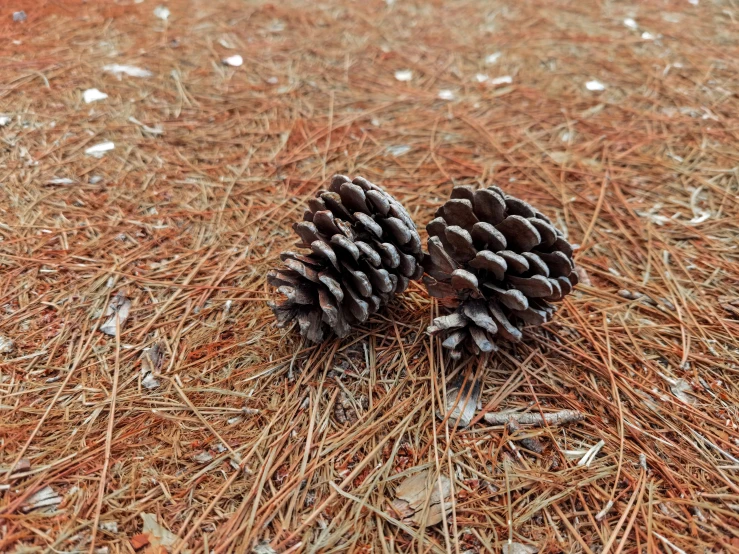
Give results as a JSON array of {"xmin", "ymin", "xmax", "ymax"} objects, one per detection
[
  {"xmin": 140, "ymin": 513, "xmax": 178, "ymax": 552},
  {"xmin": 388, "ymin": 468, "xmax": 453, "ymax": 526},
  {"xmin": 439, "ymin": 377, "xmax": 480, "ymax": 427},
  {"xmin": 130, "ymin": 534, "xmax": 150, "ymax": 550},
  {"xmin": 100, "ymin": 293, "xmax": 132, "ymax": 336},
  {"xmin": 671, "ymin": 379, "xmax": 697, "ymax": 405},
  {"xmin": 192, "ymin": 451, "xmax": 213, "ymax": 463}
]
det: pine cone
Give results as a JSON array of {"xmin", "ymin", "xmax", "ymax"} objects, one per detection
[
  {"xmin": 423, "ymin": 184, "xmax": 579, "ymax": 358},
  {"xmin": 268, "ymin": 175, "xmax": 424, "ymax": 342}
]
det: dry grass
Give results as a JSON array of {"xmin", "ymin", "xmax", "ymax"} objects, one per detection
[{"xmin": 2, "ymin": 0, "xmax": 739, "ymax": 552}]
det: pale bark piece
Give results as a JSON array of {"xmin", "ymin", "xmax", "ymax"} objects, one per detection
[
  {"xmin": 537, "ymin": 251, "xmax": 574, "ymax": 278},
  {"xmin": 468, "ymin": 250, "xmax": 507, "ymax": 280},
  {"xmin": 450, "ymin": 185, "xmax": 475, "ymax": 201},
  {"xmin": 484, "ymin": 409, "xmax": 583, "ymax": 427},
  {"xmin": 503, "ymin": 543, "xmax": 538, "ymax": 554},
  {"xmin": 441, "ymin": 199, "xmax": 479, "ymax": 229},
  {"xmin": 450, "ymin": 269, "xmax": 479, "ymax": 291},
  {"xmin": 339, "ymin": 182, "xmax": 370, "ymax": 214},
  {"xmin": 470, "ymin": 222, "xmax": 507, "ymax": 251},
  {"xmin": 463, "ymin": 300, "xmax": 498, "ymax": 333},
  {"xmin": 473, "ymin": 188, "xmax": 506, "ymax": 224},
  {"xmin": 496, "ymin": 215, "xmax": 542, "ymax": 252},
  {"xmin": 498, "ymin": 250, "xmax": 529, "ymax": 273},
  {"xmin": 488, "ymin": 302, "xmax": 523, "ymax": 342},
  {"xmin": 521, "ymin": 252, "xmax": 550, "ymax": 277},
  {"xmin": 506, "ymin": 274, "xmax": 553, "ymax": 298},
  {"xmin": 445, "ymin": 225, "xmax": 477, "ymax": 262}
]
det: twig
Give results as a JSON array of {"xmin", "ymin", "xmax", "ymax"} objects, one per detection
[{"xmin": 484, "ymin": 409, "xmax": 584, "ymax": 426}]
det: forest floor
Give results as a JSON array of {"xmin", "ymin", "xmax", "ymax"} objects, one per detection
[{"xmin": 1, "ymin": 0, "xmax": 739, "ymax": 552}]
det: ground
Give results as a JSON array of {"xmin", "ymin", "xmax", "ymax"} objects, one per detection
[{"xmin": 1, "ymin": 0, "xmax": 739, "ymax": 552}]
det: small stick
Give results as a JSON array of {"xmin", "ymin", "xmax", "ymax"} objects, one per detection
[{"xmin": 484, "ymin": 409, "xmax": 584, "ymax": 427}]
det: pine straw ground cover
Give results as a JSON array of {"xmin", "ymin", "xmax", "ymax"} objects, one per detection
[{"xmin": 1, "ymin": 0, "xmax": 738, "ymax": 552}]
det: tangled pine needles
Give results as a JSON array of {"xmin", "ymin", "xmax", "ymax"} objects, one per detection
[{"xmin": 1, "ymin": 1, "xmax": 738, "ymax": 553}]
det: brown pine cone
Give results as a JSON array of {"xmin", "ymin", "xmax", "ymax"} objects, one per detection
[
  {"xmin": 423, "ymin": 184, "xmax": 578, "ymax": 358},
  {"xmin": 268, "ymin": 175, "xmax": 424, "ymax": 342}
]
